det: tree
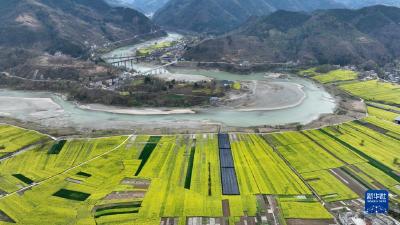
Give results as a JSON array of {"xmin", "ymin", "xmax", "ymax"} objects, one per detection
[{"xmin": 144, "ymin": 76, "xmax": 152, "ymax": 84}]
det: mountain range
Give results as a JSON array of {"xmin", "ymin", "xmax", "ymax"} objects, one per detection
[
  {"xmin": 0, "ymin": 0, "xmax": 165, "ymax": 83},
  {"xmin": 0, "ymin": 0, "xmax": 159, "ymax": 57},
  {"xmin": 153, "ymin": 0, "xmax": 344, "ymax": 33},
  {"xmin": 184, "ymin": 5, "xmax": 400, "ymax": 66},
  {"xmin": 104, "ymin": 0, "xmax": 169, "ymax": 15},
  {"xmin": 335, "ymin": 0, "xmax": 400, "ymax": 8}
]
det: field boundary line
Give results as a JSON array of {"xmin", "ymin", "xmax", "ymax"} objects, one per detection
[
  {"xmin": 0, "ymin": 142, "xmax": 47, "ymax": 162},
  {"xmin": 0, "ymin": 134, "xmax": 135, "ymax": 201},
  {"xmin": 0, "ymin": 122, "xmax": 57, "ymax": 140},
  {"xmin": 262, "ymin": 136, "xmax": 324, "ymax": 203}
]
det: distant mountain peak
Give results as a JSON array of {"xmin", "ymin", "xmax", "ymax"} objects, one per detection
[
  {"xmin": 153, "ymin": 0, "xmax": 344, "ymax": 33},
  {"xmin": 104, "ymin": 0, "xmax": 169, "ymax": 15}
]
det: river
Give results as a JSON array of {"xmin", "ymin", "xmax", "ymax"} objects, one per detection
[{"xmin": 0, "ymin": 33, "xmax": 336, "ymax": 130}]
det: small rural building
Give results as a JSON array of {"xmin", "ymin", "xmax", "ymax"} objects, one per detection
[{"xmin": 395, "ymin": 116, "xmax": 400, "ymax": 125}]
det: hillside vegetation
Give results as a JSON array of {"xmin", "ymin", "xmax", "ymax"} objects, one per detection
[
  {"xmin": 153, "ymin": 0, "xmax": 343, "ymax": 33},
  {"xmin": 185, "ymin": 6, "xmax": 400, "ymax": 66},
  {"xmin": 0, "ymin": 0, "xmax": 160, "ymax": 58}
]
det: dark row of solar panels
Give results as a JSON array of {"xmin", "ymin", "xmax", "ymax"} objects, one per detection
[
  {"xmin": 218, "ymin": 133, "xmax": 240, "ymax": 195},
  {"xmin": 221, "ymin": 168, "xmax": 240, "ymax": 195},
  {"xmin": 218, "ymin": 133, "xmax": 231, "ymax": 149},
  {"xmin": 219, "ymin": 148, "xmax": 234, "ymax": 168}
]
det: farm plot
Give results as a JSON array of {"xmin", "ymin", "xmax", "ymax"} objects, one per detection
[
  {"xmin": 277, "ymin": 196, "xmax": 333, "ymax": 219},
  {"xmin": 339, "ymin": 80, "xmax": 400, "ymax": 105},
  {"xmin": 312, "ymin": 69, "xmax": 358, "ymax": 84},
  {"xmin": 0, "ymin": 136, "xmax": 128, "ymax": 194},
  {"xmin": 302, "ymin": 130, "xmax": 366, "ymax": 165},
  {"xmin": 0, "ymin": 135, "xmax": 147, "ymax": 225},
  {"xmin": 322, "ymin": 122, "xmax": 400, "ymax": 174},
  {"xmin": 367, "ymin": 102, "xmax": 400, "ymax": 112},
  {"xmin": 139, "ymin": 134, "xmax": 258, "ymax": 220},
  {"xmin": 367, "ymin": 106, "xmax": 399, "ymax": 122},
  {"xmin": 0, "ymin": 125, "xmax": 50, "ymax": 157},
  {"xmin": 267, "ymin": 132, "xmax": 343, "ymax": 173},
  {"xmin": 302, "ymin": 170, "xmax": 359, "ymax": 202},
  {"xmin": 364, "ymin": 116, "xmax": 400, "ymax": 133},
  {"xmin": 348, "ymin": 163, "xmax": 400, "ymax": 196},
  {"xmin": 230, "ymin": 134, "xmax": 311, "ymax": 195}
]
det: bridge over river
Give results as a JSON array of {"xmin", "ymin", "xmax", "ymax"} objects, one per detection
[{"xmin": 103, "ymin": 54, "xmax": 178, "ymax": 76}]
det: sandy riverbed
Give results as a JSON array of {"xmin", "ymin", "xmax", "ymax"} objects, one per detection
[
  {"xmin": 0, "ymin": 97, "xmax": 63, "ymax": 114},
  {"xmin": 155, "ymin": 73, "xmax": 212, "ymax": 82},
  {"xmin": 224, "ymin": 81, "xmax": 306, "ymax": 111},
  {"xmin": 79, "ymin": 104, "xmax": 195, "ymax": 115}
]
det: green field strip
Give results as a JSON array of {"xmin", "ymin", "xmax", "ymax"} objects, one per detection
[
  {"xmin": 322, "ymin": 122, "xmax": 400, "ymax": 172},
  {"xmin": 320, "ymin": 128, "xmax": 400, "ymax": 183},
  {"xmin": 355, "ymin": 119, "xmax": 400, "ymax": 141},
  {"xmin": 269, "ymin": 132, "xmax": 343, "ymax": 173},
  {"xmin": 302, "ymin": 170, "xmax": 359, "ymax": 202},
  {"xmin": 339, "ymin": 80, "xmax": 400, "ymax": 105},
  {"xmin": 94, "ymin": 202, "xmax": 142, "ymax": 218},
  {"xmin": 363, "ymin": 114, "xmax": 400, "ymax": 135},
  {"xmin": 12, "ymin": 174, "xmax": 34, "ymax": 185},
  {"xmin": 277, "ymin": 197, "xmax": 333, "ymax": 219},
  {"xmin": 341, "ymin": 166, "xmax": 377, "ymax": 190},
  {"xmin": 230, "ymin": 137, "xmax": 261, "ymax": 195},
  {"xmin": 368, "ymin": 106, "xmax": 399, "ymax": 121},
  {"xmin": 76, "ymin": 171, "xmax": 92, "ymax": 178},
  {"xmin": 53, "ymin": 188, "xmax": 91, "ymax": 201},
  {"xmin": 135, "ymin": 136, "xmax": 162, "ymax": 176},
  {"xmin": 302, "ymin": 130, "xmax": 366, "ymax": 165},
  {"xmin": 0, "ymin": 125, "xmax": 50, "ymax": 155},
  {"xmin": 96, "ymin": 202, "xmax": 142, "ymax": 212},
  {"xmin": 47, "ymin": 140, "xmax": 67, "ymax": 154},
  {"xmin": 353, "ymin": 163, "xmax": 400, "ymax": 196},
  {"xmin": 232, "ymin": 134, "xmax": 311, "ymax": 195},
  {"xmin": 184, "ymin": 145, "xmax": 196, "ymax": 189},
  {"xmin": 344, "ymin": 122, "xmax": 399, "ymax": 169},
  {"xmin": 312, "ymin": 69, "xmax": 358, "ymax": 84},
  {"xmin": 367, "ymin": 102, "xmax": 400, "ymax": 112},
  {"xmin": 95, "ymin": 209, "xmax": 140, "ymax": 218}
]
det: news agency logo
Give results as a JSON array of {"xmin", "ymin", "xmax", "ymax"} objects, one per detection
[{"xmin": 365, "ymin": 190, "xmax": 389, "ymax": 214}]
